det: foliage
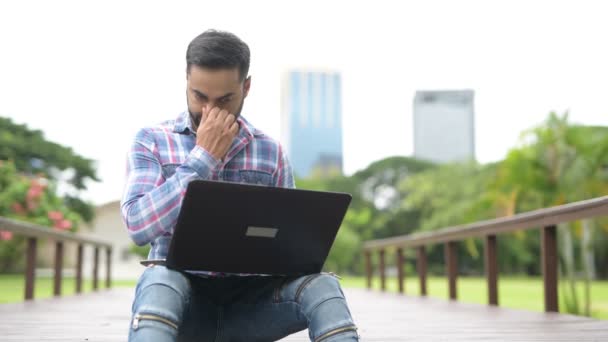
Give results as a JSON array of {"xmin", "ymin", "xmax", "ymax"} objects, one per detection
[
  {"xmin": 0, "ymin": 116, "xmax": 100, "ymax": 272},
  {"xmin": 299, "ymin": 157, "xmax": 436, "ymax": 274},
  {"xmin": 302, "ymin": 112, "xmax": 608, "ymax": 284},
  {"xmin": 0, "ymin": 161, "xmax": 86, "ymax": 272},
  {"xmin": 498, "ymin": 112, "xmax": 608, "ymax": 315},
  {"xmin": 0, "ymin": 117, "xmax": 99, "ymax": 190},
  {"xmin": 129, "ymin": 244, "xmax": 151, "ymax": 259},
  {"xmin": 0, "ymin": 117, "xmax": 98, "ymax": 222}
]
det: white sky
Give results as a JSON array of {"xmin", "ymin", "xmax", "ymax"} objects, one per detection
[{"xmin": 1, "ymin": 0, "xmax": 607, "ymax": 205}]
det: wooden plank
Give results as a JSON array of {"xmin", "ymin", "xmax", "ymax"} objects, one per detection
[
  {"xmin": 542, "ymin": 225, "xmax": 559, "ymax": 312},
  {"xmin": 417, "ymin": 246, "xmax": 427, "ymax": 296},
  {"xmin": 1, "ymin": 288, "xmax": 607, "ymax": 341},
  {"xmin": 379, "ymin": 249, "xmax": 386, "ymax": 292},
  {"xmin": 365, "ymin": 251, "xmax": 372, "ymax": 289},
  {"xmin": 24, "ymin": 237, "xmax": 37, "ymax": 301},
  {"xmin": 106, "ymin": 248, "xmax": 112, "ymax": 288},
  {"xmin": 485, "ymin": 234, "xmax": 498, "ymax": 306},
  {"xmin": 0, "ymin": 216, "xmax": 111, "ymax": 248},
  {"xmin": 363, "ymin": 196, "xmax": 608, "ymax": 250},
  {"xmin": 445, "ymin": 241, "xmax": 458, "ymax": 300},
  {"xmin": 93, "ymin": 247, "xmax": 99, "ymax": 291},
  {"xmin": 396, "ymin": 248, "xmax": 404, "ymax": 294},
  {"xmin": 75, "ymin": 244, "xmax": 83, "ymax": 294},
  {"xmin": 53, "ymin": 241, "xmax": 64, "ymax": 296}
]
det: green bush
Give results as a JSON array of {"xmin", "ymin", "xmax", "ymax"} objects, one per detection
[{"xmin": 0, "ymin": 161, "xmax": 84, "ymax": 272}]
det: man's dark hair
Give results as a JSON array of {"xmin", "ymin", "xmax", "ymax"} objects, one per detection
[{"xmin": 186, "ymin": 29, "xmax": 250, "ymax": 81}]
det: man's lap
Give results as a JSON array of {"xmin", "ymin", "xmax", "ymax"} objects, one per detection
[{"xmin": 133, "ymin": 266, "xmax": 345, "ymax": 340}]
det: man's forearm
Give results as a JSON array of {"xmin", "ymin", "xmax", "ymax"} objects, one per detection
[{"xmin": 121, "ymin": 145, "xmax": 219, "ymax": 246}]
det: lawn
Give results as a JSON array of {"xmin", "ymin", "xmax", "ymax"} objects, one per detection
[
  {"xmin": 340, "ymin": 275, "xmax": 608, "ymax": 320},
  {"xmin": 1, "ymin": 274, "xmax": 606, "ymax": 320},
  {"xmin": 0, "ymin": 274, "xmax": 136, "ymax": 303}
]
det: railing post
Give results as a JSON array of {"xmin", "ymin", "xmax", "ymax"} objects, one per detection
[
  {"xmin": 106, "ymin": 247, "xmax": 112, "ymax": 288},
  {"xmin": 379, "ymin": 249, "xmax": 386, "ymax": 292},
  {"xmin": 53, "ymin": 241, "xmax": 64, "ymax": 296},
  {"xmin": 24, "ymin": 237, "xmax": 37, "ymax": 301},
  {"xmin": 93, "ymin": 246, "xmax": 99, "ymax": 291},
  {"xmin": 542, "ymin": 225, "xmax": 559, "ymax": 312},
  {"xmin": 445, "ymin": 241, "xmax": 458, "ymax": 300},
  {"xmin": 365, "ymin": 250, "xmax": 372, "ymax": 289},
  {"xmin": 75, "ymin": 244, "xmax": 83, "ymax": 294},
  {"xmin": 417, "ymin": 246, "xmax": 427, "ymax": 296},
  {"xmin": 485, "ymin": 235, "xmax": 499, "ymax": 306},
  {"xmin": 397, "ymin": 247, "xmax": 405, "ymax": 294}
]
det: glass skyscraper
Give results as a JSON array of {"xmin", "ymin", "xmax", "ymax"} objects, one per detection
[{"xmin": 413, "ymin": 90, "xmax": 475, "ymax": 163}]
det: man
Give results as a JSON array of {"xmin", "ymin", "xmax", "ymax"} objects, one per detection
[{"xmin": 121, "ymin": 29, "xmax": 359, "ymax": 342}]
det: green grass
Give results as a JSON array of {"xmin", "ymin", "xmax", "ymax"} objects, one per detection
[
  {"xmin": 2, "ymin": 274, "xmax": 606, "ymax": 320},
  {"xmin": 0, "ymin": 274, "xmax": 136, "ymax": 304},
  {"xmin": 340, "ymin": 275, "xmax": 608, "ymax": 320}
]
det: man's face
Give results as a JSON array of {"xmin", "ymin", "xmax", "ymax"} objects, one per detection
[{"xmin": 186, "ymin": 65, "xmax": 251, "ymax": 130}]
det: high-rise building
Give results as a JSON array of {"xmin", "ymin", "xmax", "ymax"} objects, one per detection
[
  {"xmin": 413, "ymin": 90, "xmax": 475, "ymax": 163},
  {"xmin": 281, "ymin": 70, "xmax": 343, "ymax": 178}
]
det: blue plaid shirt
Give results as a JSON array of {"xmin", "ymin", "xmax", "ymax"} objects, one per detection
[{"xmin": 120, "ymin": 111, "xmax": 295, "ymax": 276}]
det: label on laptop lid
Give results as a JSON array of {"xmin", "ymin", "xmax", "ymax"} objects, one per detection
[{"xmin": 246, "ymin": 226, "xmax": 279, "ymax": 238}]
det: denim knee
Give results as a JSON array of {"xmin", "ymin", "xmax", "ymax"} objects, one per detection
[
  {"xmin": 295, "ymin": 274, "xmax": 345, "ymax": 313},
  {"xmin": 135, "ymin": 266, "xmax": 191, "ymax": 299},
  {"xmin": 129, "ymin": 266, "xmax": 192, "ymax": 341},
  {"xmin": 295, "ymin": 274, "xmax": 358, "ymax": 341}
]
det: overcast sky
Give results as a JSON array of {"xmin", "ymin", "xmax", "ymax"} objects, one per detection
[{"xmin": 1, "ymin": 0, "xmax": 607, "ymax": 205}]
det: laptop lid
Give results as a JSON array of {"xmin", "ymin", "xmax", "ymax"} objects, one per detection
[{"xmin": 165, "ymin": 180, "xmax": 352, "ymax": 275}]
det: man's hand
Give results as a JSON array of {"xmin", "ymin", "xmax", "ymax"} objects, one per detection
[{"xmin": 196, "ymin": 107, "xmax": 239, "ymax": 161}]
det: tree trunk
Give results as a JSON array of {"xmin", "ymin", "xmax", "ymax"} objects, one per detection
[
  {"xmin": 581, "ymin": 219, "xmax": 595, "ymax": 317},
  {"xmin": 558, "ymin": 223, "xmax": 579, "ymax": 315}
]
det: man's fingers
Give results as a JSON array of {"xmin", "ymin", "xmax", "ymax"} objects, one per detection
[
  {"xmin": 229, "ymin": 121, "xmax": 239, "ymax": 135},
  {"xmin": 216, "ymin": 109, "xmax": 229, "ymax": 121},
  {"xmin": 224, "ymin": 113, "xmax": 236, "ymax": 126},
  {"xmin": 207, "ymin": 107, "xmax": 220, "ymax": 120}
]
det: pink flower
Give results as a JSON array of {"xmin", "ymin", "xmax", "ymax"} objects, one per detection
[
  {"xmin": 0, "ymin": 231, "xmax": 13, "ymax": 241},
  {"xmin": 48, "ymin": 211, "xmax": 64, "ymax": 221},
  {"xmin": 54, "ymin": 219, "xmax": 72, "ymax": 231},
  {"xmin": 26, "ymin": 180, "xmax": 46, "ymax": 201},
  {"xmin": 27, "ymin": 186, "xmax": 43, "ymax": 200},
  {"xmin": 26, "ymin": 199, "xmax": 38, "ymax": 211},
  {"xmin": 11, "ymin": 203, "xmax": 26, "ymax": 215}
]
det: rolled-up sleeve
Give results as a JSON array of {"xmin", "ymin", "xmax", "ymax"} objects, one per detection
[
  {"xmin": 120, "ymin": 129, "xmax": 219, "ymax": 246},
  {"xmin": 274, "ymin": 144, "xmax": 295, "ymax": 189}
]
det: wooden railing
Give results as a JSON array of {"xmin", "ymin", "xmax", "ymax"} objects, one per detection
[
  {"xmin": 0, "ymin": 216, "xmax": 112, "ymax": 300},
  {"xmin": 362, "ymin": 196, "xmax": 608, "ymax": 312}
]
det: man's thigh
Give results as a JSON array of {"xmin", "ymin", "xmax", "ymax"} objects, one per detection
[
  {"xmin": 222, "ymin": 274, "xmax": 335, "ymax": 341},
  {"xmin": 130, "ymin": 266, "xmax": 194, "ymax": 341},
  {"xmin": 178, "ymin": 275, "xmax": 278, "ymax": 341},
  {"xmin": 176, "ymin": 282, "xmax": 218, "ymax": 341}
]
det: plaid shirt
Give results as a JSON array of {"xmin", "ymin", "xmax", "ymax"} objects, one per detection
[{"xmin": 120, "ymin": 111, "xmax": 294, "ymax": 276}]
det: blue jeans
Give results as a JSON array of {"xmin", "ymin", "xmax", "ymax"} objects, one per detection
[{"xmin": 129, "ymin": 266, "xmax": 359, "ymax": 341}]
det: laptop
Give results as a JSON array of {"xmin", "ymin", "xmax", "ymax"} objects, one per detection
[{"xmin": 141, "ymin": 180, "xmax": 352, "ymax": 276}]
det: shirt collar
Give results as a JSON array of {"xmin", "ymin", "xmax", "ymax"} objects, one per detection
[{"xmin": 173, "ymin": 111, "xmax": 192, "ymax": 134}]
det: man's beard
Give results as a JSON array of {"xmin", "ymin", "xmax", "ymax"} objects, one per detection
[{"xmin": 188, "ymin": 97, "xmax": 245, "ymax": 132}]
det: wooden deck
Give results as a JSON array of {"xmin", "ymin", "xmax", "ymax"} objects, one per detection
[{"xmin": 1, "ymin": 287, "xmax": 607, "ymax": 341}]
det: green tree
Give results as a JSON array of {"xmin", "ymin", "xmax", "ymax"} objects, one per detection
[
  {"xmin": 0, "ymin": 117, "xmax": 99, "ymax": 272},
  {"xmin": 492, "ymin": 112, "xmax": 608, "ymax": 315},
  {"xmin": 0, "ymin": 117, "xmax": 98, "ymax": 222},
  {"xmin": 398, "ymin": 161, "xmax": 509, "ymax": 274},
  {"xmin": 298, "ymin": 157, "xmax": 435, "ymax": 273},
  {"xmin": 0, "ymin": 117, "xmax": 98, "ymax": 189},
  {"xmin": 0, "ymin": 161, "xmax": 85, "ymax": 272}
]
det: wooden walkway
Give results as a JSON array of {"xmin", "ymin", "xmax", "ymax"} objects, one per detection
[{"xmin": 1, "ymin": 288, "xmax": 607, "ymax": 341}]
